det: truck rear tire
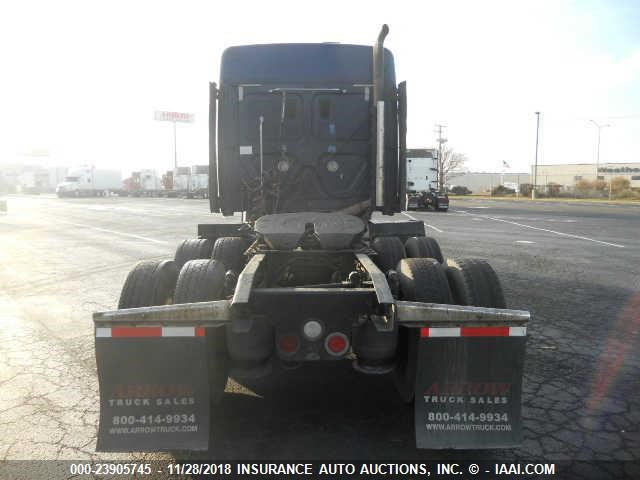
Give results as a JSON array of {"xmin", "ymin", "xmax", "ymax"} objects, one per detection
[
  {"xmin": 118, "ymin": 260, "xmax": 179, "ymax": 309},
  {"xmin": 174, "ymin": 259, "xmax": 229, "ymax": 404},
  {"xmin": 174, "ymin": 239, "xmax": 215, "ymax": 270},
  {"xmin": 445, "ymin": 258, "xmax": 506, "ymax": 308},
  {"xmin": 174, "ymin": 259, "xmax": 227, "ymax": 303},
  {"xmin": 404, "ymin": 236, "xmax": 444, "ymax": 264},
  {"xmin": 211, "ymin": 237, "xmax": 247, "ymax": 273},
  {"xmin": 371, "ymin": 236, "xmax": 406, "ymax": 273},
  {"xmin": 393, "ymin": 258, "xmax": 453, "ymax": 403}
]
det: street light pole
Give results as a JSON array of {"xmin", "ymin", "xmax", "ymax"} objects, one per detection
[{"xmin": 533, "ymin": 111, "xmax": 540, "ymax": 199}]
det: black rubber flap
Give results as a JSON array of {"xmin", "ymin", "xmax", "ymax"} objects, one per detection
[
  {"xmin": 414, "ymin": 334, "xmax": 526, "ymax": 449},
  {"xmin": 95, "ymin": 334, "xmax": 210, "ymax": 451}
]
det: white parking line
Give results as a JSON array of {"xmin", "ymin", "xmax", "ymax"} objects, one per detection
[
  {"xmin": 59, "ymin": 222, "xmax": 171, "ymax": 245},
  {"xmin": 515, "ymin": 240, "xmax": 536, "ymax": 244},
  {"xmin": 426, "ymin": 224, "xmax": 444, "ymax": 233},
  {"xmin": 402, "ymin": 212, "xmax": 445, "ymax": 233},
  {"xmin": 484, "ymin": 216, "xmax": 625, "ymax": 248}
]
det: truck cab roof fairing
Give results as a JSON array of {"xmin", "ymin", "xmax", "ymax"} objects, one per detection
[{"xmin": 220, "ymin": 44, "xmax": 395, "ymax": 86}]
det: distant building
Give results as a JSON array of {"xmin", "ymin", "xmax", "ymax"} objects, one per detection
[
  {"xmin": 448, "ymin": 172, "xmax": 530, "ymax": 194},
  {"xmin": 531, "ymin": 162, "xmax": 640, "ymax": 189},
  {"xmin": 0, "ymin": 164, "xmax": 68, "ymax": 193}
]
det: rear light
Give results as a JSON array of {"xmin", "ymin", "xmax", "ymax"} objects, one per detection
[
  {"xmin": 325, "ymin": 332, "xmax": 349, "ymax": 356},
  {"xmin": 278, "ymin": 334, "xmax": 299, "ymax": 355},
  {"xmin": 303, "ymin": 320, "xmax": 323, "ymax": 340}
]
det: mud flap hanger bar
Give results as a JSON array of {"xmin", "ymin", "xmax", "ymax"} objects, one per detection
[
  {"xmin": 93, "ymin": 300, "xmax": 232, "ymax": 327},
  {"xmin": 396, "ymin": 301, "xmax": 529, "ymax": 327},
  {"xmin": 93, "ymin": 299, "xmax": 528, "ymax": 330},
  {"xmin": 355, "ymin": 253, "xmax": 395, "ymax": 331}
]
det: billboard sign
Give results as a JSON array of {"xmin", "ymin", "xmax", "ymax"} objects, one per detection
[{"xmin": 154, "ymin": 111, "xmax": 195, "ymax": 123}]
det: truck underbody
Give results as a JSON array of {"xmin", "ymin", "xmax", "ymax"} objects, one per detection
[
  {"xmin": 94, "ymin": 213, "xmax": 527, "ymax": 451},
  {"xmin": 406, "ymin": 191, "xmax": 450, "ymax": 211},
  {"xmin": 93, "ymin": 25, "xmax": 528, "ymax": 452}
]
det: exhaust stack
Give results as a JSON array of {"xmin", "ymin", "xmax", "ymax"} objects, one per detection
[{"xmin": 373, "ymin": 25, "xmax": 389, "ymax": 209}]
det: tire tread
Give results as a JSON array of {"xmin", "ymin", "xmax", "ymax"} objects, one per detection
[
  {"xmin": 118, "ymin": 260, "xmax": 178, "ymax": 308},
  {"xmin": 445, "ymin": 258, "xmax": 506, "ymax": 308},
  {"xmin": 371, "ymin": 236, "xmax": 406, "ymax": 272},
  {"xmin": 174, "ymin": 239, "xmax": 215, "ymax": 270},
  {"xmin": 404, "ymin": 236, "xmax": 444, "ymax": 263},
  {"xmin": 211, "ymin": 237, "xmax": 247, "ymax": 272}
]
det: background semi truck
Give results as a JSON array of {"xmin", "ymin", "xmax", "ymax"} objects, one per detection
[
  {"xmin": 56, "ymin": 166, "xmax": 121, "ymax": 197},
  {"xmin": 123, "ymin": 169, "xmax": 161, "ymax": 196},
  {"xmin": 189, "ymin": 164, "xmax": 209, "ymax": 198},
  {"xmin": 173, "ymin": 166, "xmax": 191, "ymax": 196},
  {"xmin": 93, "ymin": 25, "xmax": 528, "ymax": 452},
  {"xmin": 406, "ymin": 148, "xmax": 449, "ymax": 211}
]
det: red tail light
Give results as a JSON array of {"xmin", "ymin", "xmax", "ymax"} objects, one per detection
[
  {"xmin": 278, "ymin": 334, "xmax": 299, "ymax": 354},
  {"xmin": 325, "ymin": 332, "xmax": 349, "ymax": 356}
]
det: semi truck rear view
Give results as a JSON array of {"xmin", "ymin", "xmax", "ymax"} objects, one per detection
[
  {"xmin": 405, "ymin": 149, "xmax": 449, "ymax": 211},
  {"xmin": 93, "ymin": 25, "xmax": 528, "ymax": 452}
]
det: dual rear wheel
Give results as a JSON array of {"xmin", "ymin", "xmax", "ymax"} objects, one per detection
[
  {"xmin": 117, "ymin": 235, "xmax": 505, "ymax": 405},
  {"xmin": 391, "ymin": 245, "xmax": 506, "ymax": 403},
  {"xmin": 118, "ymin": 235, "xmax": 247, "ymax": 405}
]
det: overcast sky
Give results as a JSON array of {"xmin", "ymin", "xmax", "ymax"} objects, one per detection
[{"xmin": 1, "ymin": 0, "xmax": 639, "ymax": 176}]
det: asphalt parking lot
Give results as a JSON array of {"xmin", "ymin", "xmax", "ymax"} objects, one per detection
[{"xmin": 0, "ymin": 195, "xmax": 638, "ymax": 477}]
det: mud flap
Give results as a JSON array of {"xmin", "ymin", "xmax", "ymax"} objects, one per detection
[
  {"xmin": 414, "ymin": 326, "xmax": 526, "ymax": 449},
  {"xmin": 95, "ymin": 326, "xmax": 213, "ymax": 451}
]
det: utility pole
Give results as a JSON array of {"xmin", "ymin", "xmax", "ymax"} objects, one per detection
[
  {"xmin": 434, "ymin": 124, "xmax": 447, "ymax": 190},
  {"xmin": 173, "ymin": 121, "xmax": 178, "ymax": 169},
  {"xmin": 589, "ymin": 120, "xmax": 610, "ymax": 180},
  {"xmin": 533, "ymin": 112, "xmax": 540, "ymax": 199}
]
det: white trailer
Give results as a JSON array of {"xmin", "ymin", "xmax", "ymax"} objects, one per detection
[
  {"xmin": 56, "ymin": 166, "xmax": 122, "ymax": 197},
  {"xmin": 18, "ymin": 169, "xmax": 50, "ymax": 193},
  {"xmin": 139, "ymin": 169, "xmax": 160, "ymax": 193},
  {"xmin": 407, "ymin": 149, "xmax": 438, "ymax": 192},
  {"xmin": 173, "ymin": 166, "xmax": 191, "ymax": 196},
  {"xmin": 405, "ymin": 148, "xmax": 449, "ymax": 211},
  {"xmin": 188, "ymin": 165, "xmax": 209, "ymax": 198}
]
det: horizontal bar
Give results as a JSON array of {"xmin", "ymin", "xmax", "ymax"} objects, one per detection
[
  {"xmin": 268, "ymin": 88, "xmax": 346, "ymax": 93},
  {"xmin": 252, "ymin": 287, "xmax": 374, "ymax": 295},
  {"xmin": 396, "ymin": 301, "xmax": 529, "ymax": 326},
  {"xmin": 93, "ymin": 299, "xmax": 530, "ymax": 328},
  {"xmin": 93, "ymin": 300, "xmax": 231, "ymax": 327}
]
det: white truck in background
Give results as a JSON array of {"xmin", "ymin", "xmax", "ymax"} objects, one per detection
[
  {"xmin": 188, "ymin": 165, "xmax": 209, "ymax": 198},
  {"xmin": 173, "ymin": 166, "xmax": 191, "ymax": 196},
  {"xmin": 56, "ymin": 166, "xmax": 122, "ymax": 197},
  {"xmin": 138, "ymin": 169, "xmax": 160, "ymax": 193},
  {"xmin": 405, "ymin": 148, "xmax": 449, "ymax": 211},
  {"xmin": 123, "ymin": 169, "xmax": 161, "ymax": 196}
]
